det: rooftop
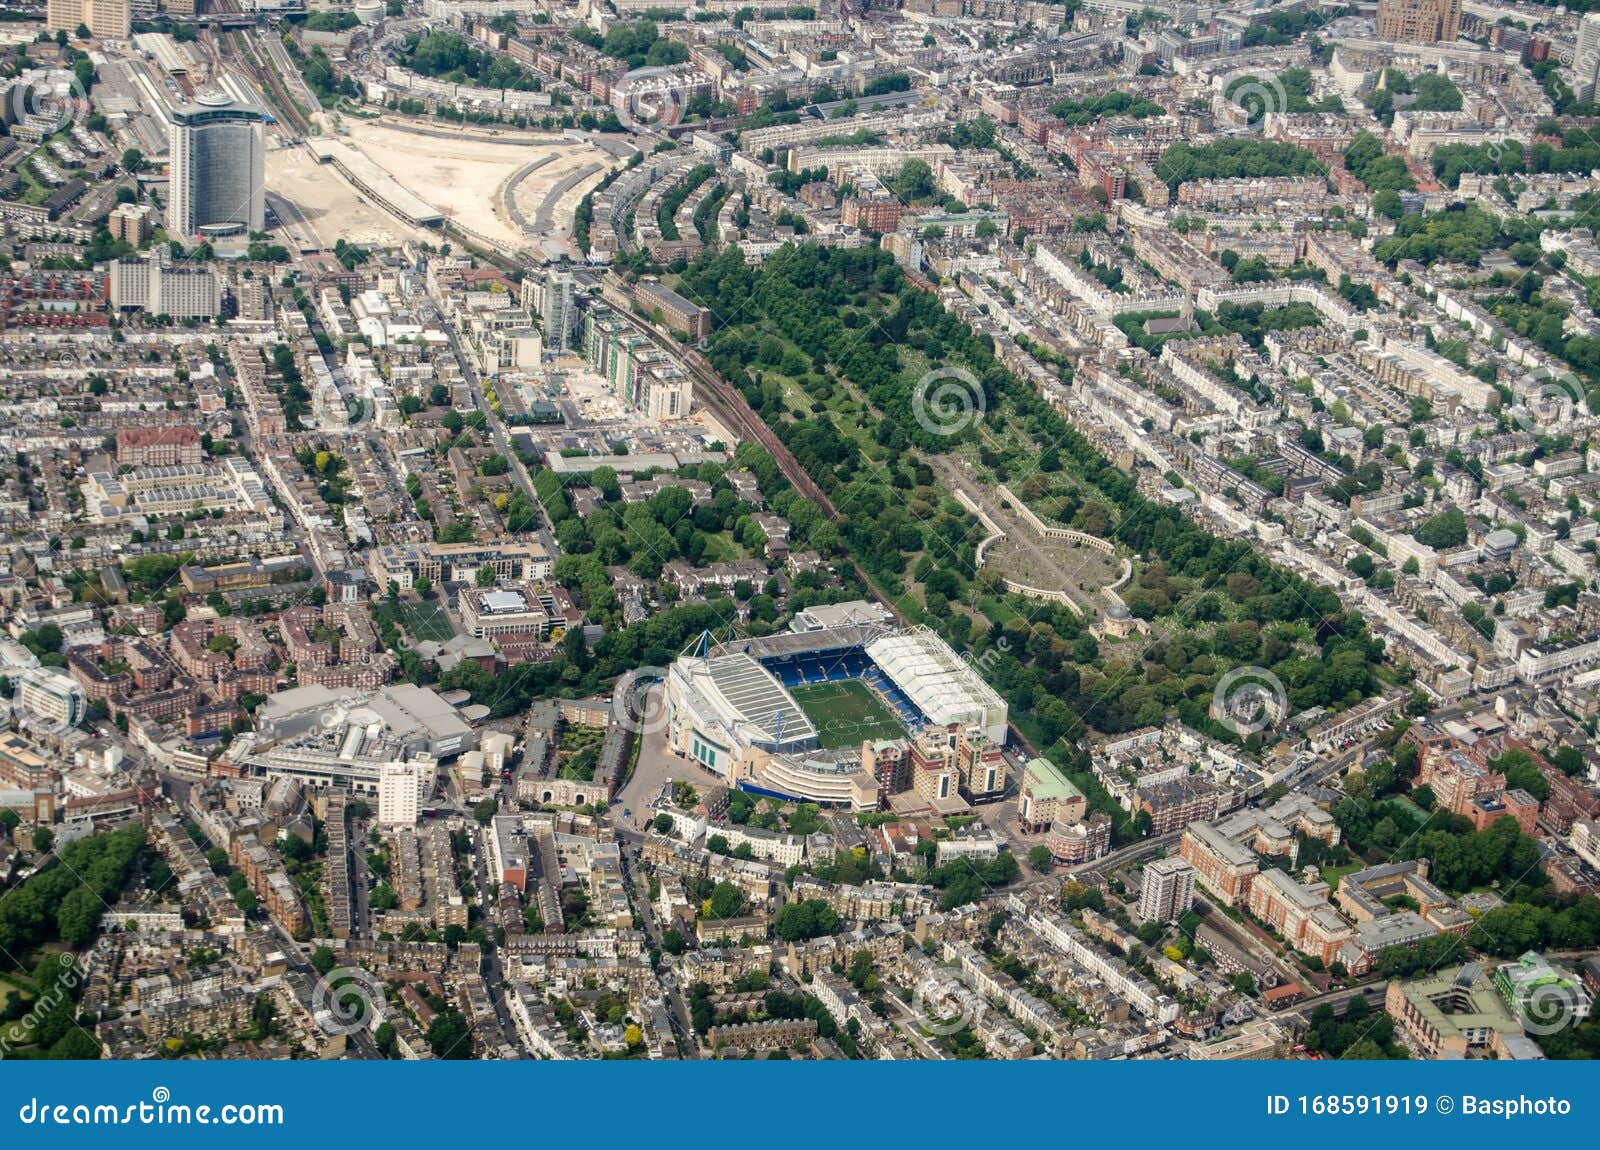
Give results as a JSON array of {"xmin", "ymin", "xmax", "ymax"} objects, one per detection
[{"xmin": 1022, "ymin": 756, "xmax": 1083, "ymax": 803}]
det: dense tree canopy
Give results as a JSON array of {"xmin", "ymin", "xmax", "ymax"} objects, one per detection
[{"xmin": 1154, "ymin": 139, "xmax": 1326, "ymax": 192}]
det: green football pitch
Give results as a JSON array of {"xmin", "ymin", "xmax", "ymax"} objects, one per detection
[
  {"xmin": 789, "ymin": 679, "xmax": 907, "ymax": 749},
  {"xmin": 401, "ymin": 599, "xmax": 456, "ymax": 642}
]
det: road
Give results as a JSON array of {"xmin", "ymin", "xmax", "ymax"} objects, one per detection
[
  {"xmin": 611, "ymin": 685, "xmax": 723, "ymax": 822},
  {"xmin": 501, "ymin": 153, "xmax": 558, "ymax": 235},
  {"xmin": 266, "ymin": 190, "xmax": 322, "ymax": 253},
  {"xmin": 660, "ymin": 88, "xmax": 922, "ymax": 139},
  {"xmin": 531, "ymin": 161, "xmax": 604, "ymax": 235},
  {"xmin": 803, "ymin": 88, "xmax": 925, "ymax": 120},
  {"xmin": 425, "ymin": 297, "xmax": 556, "ymax": 556},
  {"xmin": 1192, "ymin": 893, "xmax": 1301, "ymax": 985},
  {"xmin": 615, "ymin": 827, "xmax": 700, "ymax": 1058},
  {"xmin": 1271, "ymin": 745, "xmax": 1362, "ymax": 794},
  {"xmin": 607, "ymin": 686, "xmax": 712, "ymax": 1057},
  {"xmin": 882, "ymin": 991, "xmax": 947, "ymax": 1059},
  {"xmin": 349, "ymin": 813, "xmax": 372, "ymax": 939},
  {"xmin": 469, "ymin": 822, "xmax": 520, "ymax": 1044},
  {"xmin": 425, "ymin": 297, "xmax": 548, "ymax": 529},
  {"xmin": 266, "ymin": 917, "xmax": 383, "ymax": 1059}
]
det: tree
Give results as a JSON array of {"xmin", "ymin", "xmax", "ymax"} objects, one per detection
[
  {"xmin": 474, "ymin": 565, "xmax": 497, "ymax": 587},
  {"xmin": 120, "ymin": 148, "xmax": 144, "ymax": 174},
  {"xmin": 653, "ymin": 813, "xmax": 674, "ymax": 834},
  {"xmin": 707, "ymin": 834, "xmax": 729, "ymax": 855},
  {"xmin": 895, "ymin": 158, "xmax": 935, "ymax": 201},
  {"xmin": 1413, "ymin": 507, "xmax": 1467, "ymax": 549},
  {"xmin": 774, "ymin": 899, "xmax": 840, "ymax": 941},
  {"xmin": 473, "ymin": 797, "xmax": 498, "ymax": 825},
  {"xmin": 661, "ymin": 927, "xmax": 687, "ymax": 955},
  {"xmin": 48, "ymin": 1029, "xmax": 101, "ymax": 1060},
  {"xmin": 56, "ymin": 884, "xmax": 102, "ymax": 946},
  {"xmin": 413, "ymin": 575, "xmax": 433, "ymax": 597},
  {"xmin": 310, "ymin": 946, "xmax": 337, "ymax": 975},
  {"xmin": 1155, "ymin": 139, "xmax": 1324, "ymax": 193},
  {"xmin": 250, "ymin": 993, "xmax": 277, "ymax": 1039},
  {"xmin": 32, "ymin": 826, "xmax": 54, "ymax": 853},
  {"xmin": 426, "ymin": 1009, "xmax": 473, "ymax": 1059},
  {"xmin": 374, "ymin": 1021, "xmax": 398, "ymax": 1058},
  {"xmin": 1491, "ymin": 749, "xmax": 1550, "ymax": 801},
  {"xmin": 708, "ymin": 881, "xmax": 743, "ymax": 919},
  {"xmin": 1026, "ymin": 845, "xmax": 1053, "ymax": 872}
]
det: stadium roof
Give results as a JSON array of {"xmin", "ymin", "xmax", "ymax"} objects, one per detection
[
  {"xmin": 707, "ymin": 621, "xmax": 890, "ymax": 661},
  {"xmin": 699, "ymin": 653, "xmax": 817, "ymax": 749},
  {"xmin": 866, "ymin": 627, "xmax": 1007, "ymax": 738}
]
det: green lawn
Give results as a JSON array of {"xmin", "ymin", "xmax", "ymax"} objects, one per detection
[
  {"xmin": 791, "ymin": 679, "xmax": 907, "ymax": 750},
  {"xmin": 979, "ymin": 595, "xmax": 1026, "ymax": 624},
  {"xmin": 401, "ymin": 598, "xmax": 455, "ymax": 642},
  {"xmin": 1322, "ymin": 860, "xmax": 1366, "ymax": 890},
  {"xmin": 557, "ymin": 725, "xmax": 604, "ymax": 781},
  {"xmin": 559, "ymin": 744, "xmax": 598, "ymax": 781},
  {"xmin": 699, "ymin": 531, "xmax": 743, "ymax": 563}
]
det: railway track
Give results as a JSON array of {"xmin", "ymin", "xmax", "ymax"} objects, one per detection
[
  {"xmin": 228, "ymin": 31, "xmax": 310, "ymax": 137},
  {"xmin": 675, "ymin": 341, "xmax": 838, "ymax": 521},
  {"xmin": 623, "ymin": 301, "xmax": 836, "ymax": 518},
  {"xmin": 678, "ymin": 344, "xmax": 938, "ymax": 634}
]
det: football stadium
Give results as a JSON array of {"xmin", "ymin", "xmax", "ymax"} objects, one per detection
[{"xmin": 664, "ymin": 615, "xmax": 1008, "ymax": 810}]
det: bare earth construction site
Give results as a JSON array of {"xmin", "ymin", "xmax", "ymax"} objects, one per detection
[{"xmin": 267, "ymin": 120, "xmax": 612, "ymax": 252}]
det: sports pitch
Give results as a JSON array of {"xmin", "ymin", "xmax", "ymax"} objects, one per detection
[
  {"xmin": 401, "ymin": 600, "xmax": 456, "ymax": 643},
  {"xmin": 790, "ymin": 679, "xmax": 907, "ymax": 749}
]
